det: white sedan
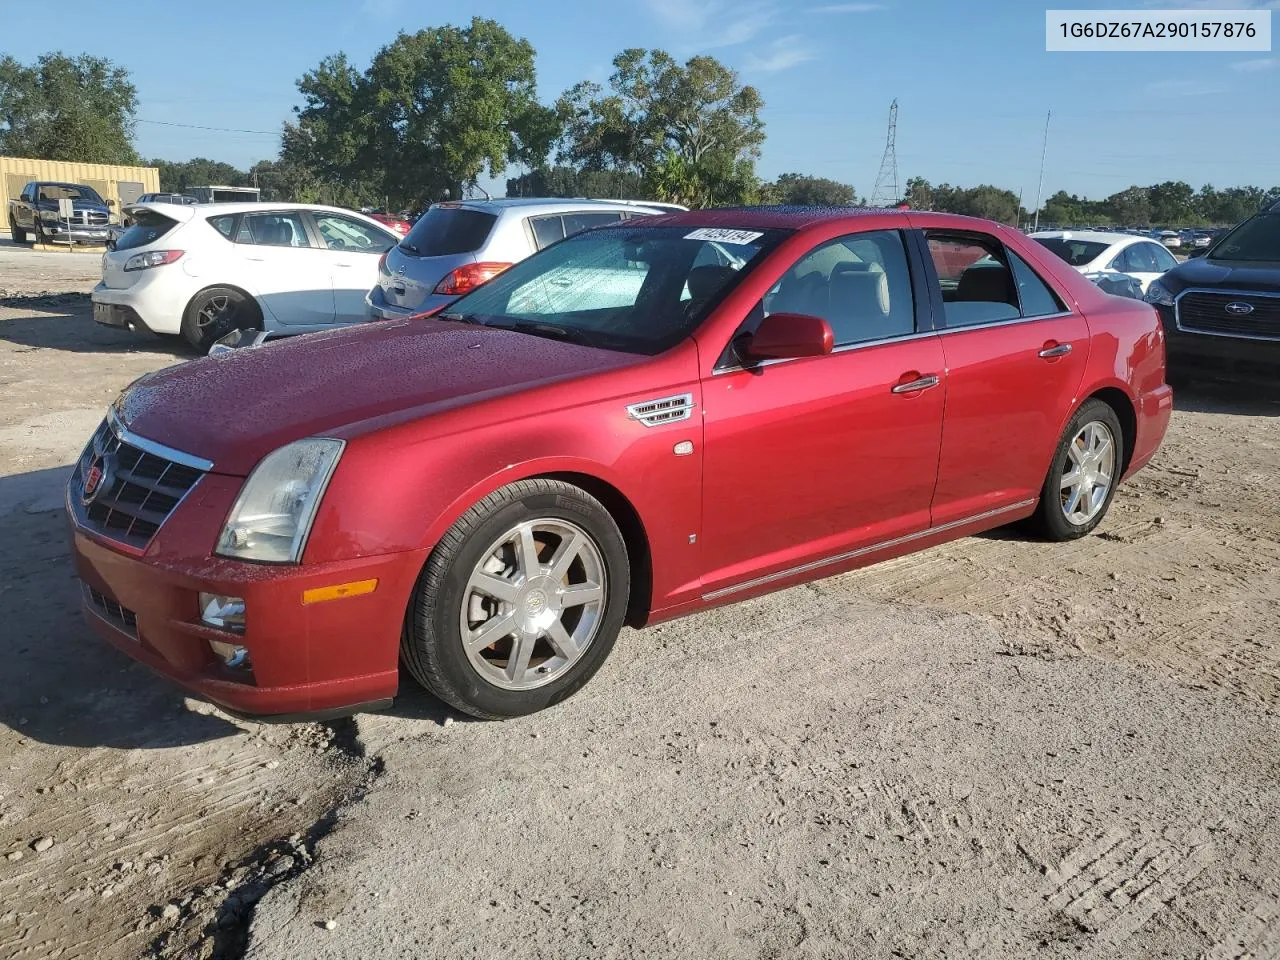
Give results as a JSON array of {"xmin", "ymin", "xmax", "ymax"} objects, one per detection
[
  {"xmin": 1028, "ymin": 230, "xmax": 1179, "ymax": 294},
  {"xmin": 91, "ymin": 202, "xmax": 399, "ymax": 350}
]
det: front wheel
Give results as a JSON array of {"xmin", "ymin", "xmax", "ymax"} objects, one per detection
[
  {"xmin": 402, "ymin": 479, "xmax": 631, "ymax": 719},
  {"xmin": 1030, "ymin": 398, "xmax": 1124, "ymax": 541}
]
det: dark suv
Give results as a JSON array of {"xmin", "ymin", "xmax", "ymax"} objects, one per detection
[{"xmin": 1145, "ymin": 199, "xmax": 1280, "ymax": 383}]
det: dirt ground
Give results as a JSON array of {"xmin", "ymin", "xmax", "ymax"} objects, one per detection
[{"xmin": 0, "ymin": 240, "xmax": 1276, "ymax": 960}]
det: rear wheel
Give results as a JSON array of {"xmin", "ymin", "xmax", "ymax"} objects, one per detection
[
  {"xmin": 402, "ymin": 479, "xmax": 630, "ymax": 719},
  {"xmin": 181, "ymin": 287, "xmax": 261, "ymax": 352},
  {"xmin": 1031, "ymin": 398, "xmax": 1124, "ymax": 541},
  {"xmin": 9, "ymin": 220, "xmax": 26, "ymax": 244}
]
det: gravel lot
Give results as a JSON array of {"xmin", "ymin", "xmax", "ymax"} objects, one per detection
[{"xmin": 0, "ymin": 238, "xmax": 1276, "ymax": 960}]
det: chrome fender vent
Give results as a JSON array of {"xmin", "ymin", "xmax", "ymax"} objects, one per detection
[{"xmin": 626, "ymin": 393, "xmax": 694, "ymax": 427}]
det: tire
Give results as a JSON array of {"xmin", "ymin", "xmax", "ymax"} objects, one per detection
[
  {"xmin": 181, "ymin": 286, "xmax": 261, "ymax": 352},
  {"xmin": 9, "ymin": 220, "xmax": 26, "ymax": 245},
  {"xmin": 402, "ymin": 479, "xmax": 631, "ymax": 719},
  {"xmin": 1030, "ymin": 398, "xmax": 1125, "ymax": 541}
]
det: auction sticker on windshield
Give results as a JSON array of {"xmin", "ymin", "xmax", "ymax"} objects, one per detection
[
  {"xmin": 683, "ymin": 228, "xmax": 764, "ymax": 244},
  {"xmin": 1047, "ymin": 9, "xmax": 1271, "ymax": 50}
]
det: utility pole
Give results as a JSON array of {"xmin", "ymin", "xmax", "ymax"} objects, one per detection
[
  {"xmin": 869, "ymin": 99, "xmax": 900, "ymax": 208},
  {"xmin": 1033, "ymin": 109, "xmax": 1051, "ymax": 232}
]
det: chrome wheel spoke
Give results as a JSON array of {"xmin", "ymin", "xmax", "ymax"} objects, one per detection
[
  {"xmin": 506, "ymin": 632, "xmax": 536, "ymax": 684},
  {"xmin": 559, "ymin": 582, "xmax": 603, "ymax": 608},
  {"xmin": 1067, "ymin": 440, "xmax": 1086, "ymax": 466},
  {"xmin": 1060, "ymin": 467, "xmax": 1082, "ymax": 491},
  {"xmin": 467, "ymin": 570, "xmax": 519, "ymax": 604},
  {"xmin": 547, "ymin": 530, "xmax": 584, "ymax": 580},
  {"xmin": 515, "ymin": 523, "xmax": 541, "ymax": 577},
  {"xmin": 467, "ymin": 613, "xmax": 517, "ymax": 652},
  {"xmin": 1064, "ymin": 484, "xmax": 1085, "ymax": 518},
  {"xmin": 546, "ymin": 619, "xmax": 580, "ymax": 660}
]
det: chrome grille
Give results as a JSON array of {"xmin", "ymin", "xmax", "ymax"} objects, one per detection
[
  {"xmin": 69, "ymin": 418, "xmax": 206, "ymax": 550},
  {"xmin": 83, "ymin": 584, "xmax": 138, "ymax": 637},
  {"xmin": 626, "ymin": 393, "xmax": 695, "ymax": 426},
  {"xmin": 1176, "ymin": 291, "xmax": 1280, "ymax": 340}
]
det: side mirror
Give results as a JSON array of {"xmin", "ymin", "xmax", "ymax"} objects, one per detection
[{"xmin": 741, "ymin": 312, "xmax": 834, "ymax": 363}]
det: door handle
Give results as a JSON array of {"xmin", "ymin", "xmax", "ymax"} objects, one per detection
[
  {"xmin": 891, "ymin": 374, "xmax": 941, "ymax": 395},
  {"xmin": 1038, "ymin": 342, "xmax": 1073, "ymax": 359}
]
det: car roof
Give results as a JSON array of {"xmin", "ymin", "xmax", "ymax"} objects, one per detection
[
  {"xmin": 449, "ymin": 198, "xmax": 676, "ymax": 216},
  {"xmin": 1029, "ymin": 230, "xmax": 1137, "ymax": 245},
  {"xmin": 625, "ymin": 205, "xmax": 1010, "ymax": 233}
]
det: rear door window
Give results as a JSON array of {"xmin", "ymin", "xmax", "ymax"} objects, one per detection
[
  {"xmin": 234, "ymin": 212, "xmax": 311, "ymax": 247},
  {"xmin": 114, "ymin": 210, "xmax": 179, "ymax": 251},
  {"xmin": 312, "ymin": 212, "xmax": 395, "ymax": 253},
  {"xmin": 562, "ymin": 211, "xmax": 624, "ymax": 236},
  {"xmin": 529, "ymin": 215, "xmax": 565, "ymax": 250},
  {"xmin": 399, "ymin": 205, "xmax": 497, "ymax": 256}
]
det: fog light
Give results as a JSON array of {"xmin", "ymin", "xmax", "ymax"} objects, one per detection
[
  {"xmin": 208, "ymin": 640, "xmax": 250, "ymax": 669},
  {"xmin": 200, "ymin": 593, "xmax": 246, "ymax": 633}
]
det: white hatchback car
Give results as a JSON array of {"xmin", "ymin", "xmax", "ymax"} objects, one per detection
[
  {"xmin": 1029, "ymin": 230, "xmax": 1179, "ymax": 294},
  {"xmin": 92, "ymin": 202, "xmax": 399, "ymax": 350}
]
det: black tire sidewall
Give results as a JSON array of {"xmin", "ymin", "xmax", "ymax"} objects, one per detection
[
  {"xmin": 1038, "ymin": 399, "xmax": 1125, "ymax": 541},
  {"xmin": 411, "ymin": 485, "xmax": 630, "ymax": 719}
]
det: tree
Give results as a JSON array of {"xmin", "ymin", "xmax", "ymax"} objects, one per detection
[
  {"xmin": 505, "ymin": 164, "xmax": 648, "ymax": 200},
  {"xmin": 151, "ymin": 157, "xmax": 248, "ymax": 193},
  {"xmin": 1147, "ymin": 180, "xmax": 1196, "ymax": 226},
  {"xmin": 0, "ymin": 53, "xmax": 138, "ymax": 163},
  {"xmin": 557, "ymin": 48, "xmax": 765, "ymax": 205},
  {"xmin": 287, "ymin": 19, "xmax": 558, "ymax": 210},
  {"xmin": 763, "ymin": 173, "xmax": 855, "ymax": 206},
  {"xmin": 904, "ymin": 177, "xmax": 934, "ymax": 211}
]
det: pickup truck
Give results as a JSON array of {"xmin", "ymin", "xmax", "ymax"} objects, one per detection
[{"xmin": 7, "ymin": 181, "xmax": 113, "ymax": 245}]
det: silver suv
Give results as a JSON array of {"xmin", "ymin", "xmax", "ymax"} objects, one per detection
[{"xmin": 366, "ymin": 198, "xmax": 677, "ymax": 320}]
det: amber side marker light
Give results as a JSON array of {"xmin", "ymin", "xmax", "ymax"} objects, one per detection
[{"xmin": 302, "ymin": 579, "xmax": 379, "ymax": 605}]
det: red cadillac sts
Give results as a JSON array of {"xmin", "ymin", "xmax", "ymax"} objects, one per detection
[{"xmin": 67, "ymin": 207, "xmax": 1172, "ymax": 720}]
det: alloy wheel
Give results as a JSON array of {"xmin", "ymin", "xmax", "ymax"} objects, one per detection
[
  {"xmin": 459, "ymin": 518, "xmax": 607, "ymax": 690},
  {"xmin": 1060, "ymin": 420, "xmax": 1116, "ymax": 526}
]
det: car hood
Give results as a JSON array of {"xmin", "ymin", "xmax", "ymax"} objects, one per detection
[
  {"xmin": 34, "ymin": 198, "xmax": 109, "ymax": 213},
  {"xmin": 1166, "ymin": 256, "xmax": 1280, "ymax": 294},
  {"xmin": 114, "ymin": 320, "xmax": 644, "ymax": 475}
]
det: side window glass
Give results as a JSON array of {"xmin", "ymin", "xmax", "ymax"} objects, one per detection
[
  {"xmin": 313, "ymin": 213, "xmax": 394, "ymax": 253},
  {"xmin": 760, "ymin": 229, "xmax": 915, "ymax": 347},
  {"xmin": 1108, "ymin": 248, "xmax": 1133, "ymax": 272},
  {"xmin": 235, "ymin": 212, "xmax": 310, "ymax": 247},
  {"xmin": 926, "ymin": 235, "xmax": 1019, "ymax": 327},
  {"xmin": 1150, "ymin": 243, "xmax": 1178, "ymax": 272},
  {"xmin": 562, "ymin": 211, "xmax": 623, "ymax": 236},
  {"xmin": 208, "ymin": 214, "xmax": 237, "ymax": 240},
  {"xmin": 529, "ymin": 216, "xmax": 565, "ymax": 250},
  {"xmin": 1008, "ymin": 251, "xmax": 1065, "ymax": 318}
]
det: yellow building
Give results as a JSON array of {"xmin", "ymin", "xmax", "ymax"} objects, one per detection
[{"xmin": 1, "ymin": 156, "xmax": 160, "ymax": 212}]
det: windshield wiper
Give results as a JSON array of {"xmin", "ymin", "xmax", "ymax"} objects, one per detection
[
  {"xmin": 497, "ymin": 320, "xmax": 594, "ymax": 345},
  {"xmin": 437, "ymin": 312, "xmax": 487, "ymax": 325},
  {"xmin": 398, "ymin": 241, "xmax": 420, "ymax": 255}
]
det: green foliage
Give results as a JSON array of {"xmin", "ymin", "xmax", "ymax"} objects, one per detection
[
  {"xmin": 505, "ymin": 165, "xmax": 649, "ymax": 200},
  {"xmin": 151, "ymin": 157, "xmax": 248, "ymax": 193},
  {"xmin": 763, "ymin": 173, "xmax": 855, "ymax": 206},
  {"xmin": 904, "ymin": 179, "xmax": 1021, "ymax": 224},
  {"xmin": 0, "ymin": 52, "xmax": 138, "ymax": 163},
  {"xmin": 284, "ymin": 18, "xmax": 556, "ymax": 210}
]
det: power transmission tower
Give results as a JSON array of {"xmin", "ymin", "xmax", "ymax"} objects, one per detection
[{"xmin": 869, "ymin": 99, "xmax": 900, "ymax": 208}]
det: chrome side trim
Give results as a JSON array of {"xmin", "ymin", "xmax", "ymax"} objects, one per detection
[
  {"xmin": 712, "ymin": 311, "xmax": 1077, "ymax": 375},
  {"xmin": 1174, "ymin": 287, "xmax": 1280, "ymax": 342},
  {"xmin": 107, "ymin": 406, "xmax": 215, "ymax": 472},
  {"xmin": 700, "ymin": 499, "xmax": 1038, "ymax": 602},
  {"xmin": 627, "ymin": 393, "xmax": 694, "ymax": 426}
]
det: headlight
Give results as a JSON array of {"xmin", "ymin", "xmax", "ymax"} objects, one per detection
[
  {"xmin": 216, "ymin": 439, "xmax": 344, "ymax": 564},
  {"xmin": 123, "ymin": 250, "xmax": 184, "ymax": 271},
  {"xmin": 39, "ymin": 209, "xmax": 62, "ymax": 222},
  {"xmin": 1143, "ymin": 278, "xmax": 1175, "ymax": 307}
]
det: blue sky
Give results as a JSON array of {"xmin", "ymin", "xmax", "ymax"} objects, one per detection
[{"xmin": 6, "ymin": 0, "xmax": 1279, "ymax": 201}]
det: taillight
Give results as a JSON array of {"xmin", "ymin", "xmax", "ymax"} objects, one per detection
[
  {"xmin": 433, "ymin": 262, "xmax": 512, "ymax": 296},
  {"xmin": 123, "ymin": 250, "xmax": 184, "ymax": 272}
]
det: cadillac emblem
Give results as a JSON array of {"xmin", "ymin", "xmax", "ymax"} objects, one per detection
[{"xmin": 81, "ymin": 455, "xmax": 113, "ymax": 505}]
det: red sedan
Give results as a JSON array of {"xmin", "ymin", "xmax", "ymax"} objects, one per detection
[
  {"xmin": 368, "ymin": 211, "xmax": 411, "ymax": 236},
  {"xmin": 67, "ymin": 207, "xmax": 1172, "ymax": 720}
]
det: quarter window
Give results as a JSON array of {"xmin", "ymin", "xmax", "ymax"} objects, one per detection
[
  {"xmin": 1008, "ymin": 251, "xmax": 1064, "ymax": 317},
  {"xmin": 562, "ymin": 211, "xmax": 624, "ymax": 236},
  {"xmin": 760, "ymin": 230, "xmax": 916, "ymax": 347},
  {"xmin": 207, "ymin": 214, "xmax": 237, "ymax": 239},
  {"xmin": 529, "ymin": 215, "xmax": 565, "ymax": 250}
]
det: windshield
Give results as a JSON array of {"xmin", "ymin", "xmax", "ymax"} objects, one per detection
[
  {"xmin": 1208, "ymin": 213, "xmax": 1280, "ymax": 262},
  {"xmin": 1033, "ymin": 237, "xmax": 1110, "ymax": 267},
  {"xmin": 37, "ymin": 184, "xmax": 103, "ymax": 203},
  {"xmin": 400, "ymin": 205, "xmax": 496, "ymax": 257},
  {"xmin": 439, "ymin": 225, "xmax": 787, "ymax": 355}
]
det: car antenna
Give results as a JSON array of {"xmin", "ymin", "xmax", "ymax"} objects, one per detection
[{"xmin": 473, "ymin": 182, "xmax": 491, "ymax": 202}]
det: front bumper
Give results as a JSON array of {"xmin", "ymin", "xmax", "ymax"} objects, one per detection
[
  {"xmin": 69, "ymin": 514, "xmax": 424, "ymax": 718},
  {"xmin": 38, "ymin": 221, "xmax": 111, "ymax": 243},
  {"xmin": 1157, "ymin": 306, "xmax": 1280, "ymax": 383}
]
